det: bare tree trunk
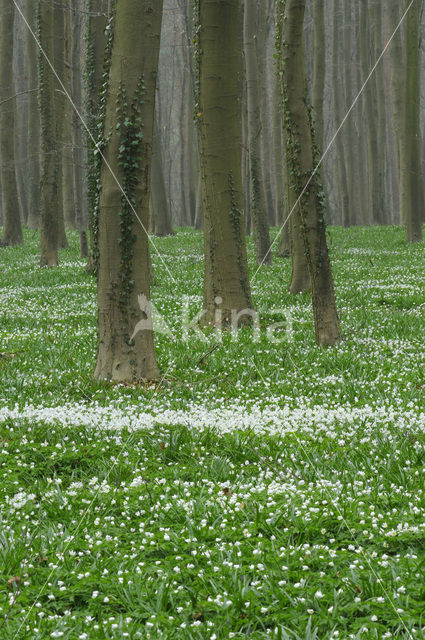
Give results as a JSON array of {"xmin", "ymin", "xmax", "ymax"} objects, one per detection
[
  {"xmin": 150, "ymin": 115, "xmax": 174, "ymax": 236},
  {"xmin": 53, "ymin": 0, "xmax": 69, "ymax": 249},
  {"xmin": 342, "ymin": 0, "xmax": 358, "ymax": 226},
  {"xmin": 71, "ymin": 0, "xmax": 88, "ymax": 256},
  {"xmin": 354, "ymin": 0, "xmax": 368, "ymax": 226},
  {"xmin": 38, "ymin": 0, "xmax": 59, "ymax": 265},
  {"xmin": 13, "ymin": 14, "xmax": 29, "ymax": 227},
  {"xmin": 332, "ymin": 0, "xmax": 350, "ymax": 226},
  {"xmin": 95, "ymin": 0, "xmax": 163, "ymax": 382},
  {"xmin": 401, "ymin": 0, "xmax": 423, "ymax": 242},
  {"xmin": 25, "ymin": 0, "xmax": 40, "ymax": 230},
  {"xmin": 243, "ymin": 0, "xmax": 272, "ymax": 264},
  {"xmin": 312, "ymin": 0, "xmax": 325, "ymax": 154},
  {"xmin": 0, "ymin": 1, "xmax": 23, "ymax": 246},
  {"xmin": 62, "ymin": 4, "xmax": 76, "ymax": 230},
  {"xmin": 273, "ymin": 74, "xmax": 285, "ymax": 231},
  {"xmin": 372, "ymin": 1, "xmax": 386, "ymax": 225},
  {"xmin": 199, "ymin": 0, "xmax": 254, "ymax": 325},
  {"xmin": 86, "ymin": 0, "xmax": 108, "ymax": 271},
  {"xmin": 360, "ymin": 0, "xmax": 379, "ymax": 225},
  {"xmin": 278, "ymin": 0, "xmax": 341, "ymax": 346}
]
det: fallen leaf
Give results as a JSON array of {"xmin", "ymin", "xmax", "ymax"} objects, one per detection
[{"xmin": 7, "ymin": 576, "xmax": 21, "ymax": 590}]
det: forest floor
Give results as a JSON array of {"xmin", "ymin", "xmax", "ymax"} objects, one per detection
[{"xmin": 0, "ymin": 227, "xmax": 425, "ymax": 639}]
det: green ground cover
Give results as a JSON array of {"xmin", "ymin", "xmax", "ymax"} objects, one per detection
[{"xmin": 0, "ymin": 227, "xmax": 425, "ymax": 639}]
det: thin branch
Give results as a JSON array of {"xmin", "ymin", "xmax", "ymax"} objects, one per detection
[{"xmin": 0, "ymin": 88, "xmax": 37, "ymax": 107}]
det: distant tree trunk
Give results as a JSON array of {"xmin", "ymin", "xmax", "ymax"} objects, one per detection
[
  {"xmin": 273, "ymin": 55, "xmax": 289, "ymax": 258},
  {"xmin": 94, "ymin": 0, "xmax": 162, "ymax": 383},
  {"xmin": 62, "ymin": 4, "xmax": 76, "ymax": 230},
  {"xmin": 401, "ymin": 0, "xmax": 423, "ymax": 243},
  {"xmin": 38, "ymin": 0, "xmax": 59, "ymax": 266},
  {"xmin": 354, "ymin": 1, "xmax": 368, "ymax": 226},
  {"xmin": 194, "ymin": 174, "xmax": 203, "ymax": 229},
  {"xmin": 372, "ymin": 1, "xmax": 386, "ymax": 225},
  {"xmin": 180, "ymin": 0, "xmax": 203, "ymax": 228},
  {"xmin": 179, "ymin": 68, "xmax": 192, "ymax": 226},
  {"xmin": 312, "ymin": 0, "xmax": 325, "ymax": 154},
  {"xmin": 283, "ymin": 8, "xmax": 310, "ymax": 292},
  {"xmin": 273, "ymin": 74, "xmax": 285, "ymax": 230},
  {"xmin": 199, "ymin": 0, "xmax": 254, "ymax": 325},
  {"xmin": 277, "ymin": 0, "xmax": 341, "ymax": 346},
  {"xmin": 332, "ymin": 1, "xmax": 350, "ymax": 226},
  {"xmin": 86, "ymin": 0, "xmax": 108, "ymax": 271},
  {"xmin": 388, "ymin": 2, "xmax": 403, "ymax": 224},
  {"xmin": 54, "ymin": 0, "xmax": 69, "ymax": 249},
  {"xmin": 360, "ymin": 0, "xmax": 379, "ymax": 225},
  {"xmin": 71, "ymin": 0, "xmax": 88, "ymax": 256},
  {"xmin": 342, "ymin": 0, "xmax": 358, "ymax": 226},
  {"xmin": 13, "ymin": 16, "xmax": 29, "ymax": 227},
  {"xmin": 150, "ymin": 116, "xmax": 174, "ymax": 236},
  {"xmin": 278, "ymin": 218, "xmax": 291, "ymax": 258},
  {"xmin": 241, "ymin": 74, "xmax": 251, "ymax": 235},
  {"xmin": 25, "ymin": 0, "xmax": 40, "ymax": 230},
  {"xmin": 243, "ymin": 0, "xmax": 272, "ymax": 264},
  {"xmin": 258, "ymin": 1, "xmax": 277, "ymax": 226},
  {"xmin": 39, "ymin": 0, "xmax": 59, "ymax": 266},
  {"xmin": 0, "ymin": 0, "xmax": 23, "ymax": 246},
  {"xmin": 384, "ymin": 4, "xmax": 400, "ymax": 224},
  {"xmin": 187, "ymin": 104, "xmax": 201, "ymax": 227}
]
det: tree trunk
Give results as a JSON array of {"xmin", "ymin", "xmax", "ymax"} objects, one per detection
[
  {"xmin": 312, "ymin": 0, "xmax": 325, "ymax": 155},
  {"xmin": 243, "ymin": 0, "xmax": 272, "ymax": 265},
  {"xmin": 86, "ymin": 0, "xmax": 108, "ymax": 272},
  {"xmin": 25, "ymin": 0, "xmax": 40, "ymax": 230},
  {"xmin": 273, "ymin": 73, "xmax": 285, "ymax": 231},
  {"xmin": 94, "ymin": 0, "xmax": 163, "ymax": 383},
  {"xmin": 342, "ymin": 0, "xmax": 358, "ymax": 226},
  {"xmin": 354, "ymin": 0, "xmax": 368, "ymax": 226},
  {"xmin": 54, "ymin": 0, "xmax": 69, "ymax": 249},
  {"xmin": 199, "ymin": 0, "xmax": 254, "ymax": 325},
  {"xmin": 372, "ymin": 1, "xmax": 386, "ymax": 225},
  {"xmin": 62, "ymin": 4, "xmax": 76, "ymax": 230},
  {"xmin": 71, "ymin": 0, "xmax": 88, "ymax": 257},
  {"xmin": 277, "ymin": 0, "xmax": 341, "ymax": 346},
  {"xmin": 194, "ymin": 173, "xmax": 203, "ymax": 230},
  {"xmin": 0, "ymin": 1, "xmax": 23, "ymax": 246},
  {"xmin": 359, "ymin": 0, "xmax": 379, "ymax": 225},
  {"xmin": 13, "ymin": 15, "xmax": 29, "ymax": 228},
  {"xmin": 401, "ymin": 0, "xmax": 423, "ymax": 243},
  {"xmin": 38, "ymin": 0, "xmax": 59, "ymax": 265},
  {"xmin": 150, "ymin": 115, "xmax": 174, "ymax": 236},
  {"xmin": 332, "ymin": 1, "xmax": 350, "ymax": 226},
  {"xmin": 388, "ymin": 2, "xmax": 403, "ymax": 224}
]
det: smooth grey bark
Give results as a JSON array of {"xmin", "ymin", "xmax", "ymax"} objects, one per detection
[
  {"xmin": 312, "ymin": 0, "xmax": 325, "ymax": 154},
  {"xmin": 38, "ymin": 0, "xmax": 59, "ymax": 266},
  {"xmin": 71, "ymin": 0, "xmax": 88, "ymax": 256},
  {"xmin": 199, "ymin": 0, "xmax": 254, "ymax": 324},
  {"xmin": 25, "ymin": 0, "xmax": 40, "ymax": 230},
  {"xmin": 278, "ymin": 0, "xmax": 341, "ymax": 345},
  {"xmin": 150, "ymin": 116, "xmax": 174, "ymax": 236},
  {"xmin": 243, "ymin": 0, "xmax": 272, "ymax": 264},
  {"xmin": 401, "ymin": 0, "xmax": 423, "ymax": 242},
  {"xmin": 62, "ymin": 4, "xmax": 76, "ymax": 230},
  {"xmin": 0, "ymin": 1, "xmax": 23, "ymax": 246},
  {"xmin": 54, "ymin": 0, "xmax": 69, "ymax": 249}
]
